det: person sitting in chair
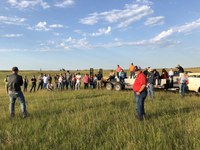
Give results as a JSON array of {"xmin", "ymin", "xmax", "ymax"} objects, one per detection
[{"xmin": 107, "ymin": 70, "xmax": 115, "ymax": 81}]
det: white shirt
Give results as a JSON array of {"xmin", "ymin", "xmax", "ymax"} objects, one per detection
[
  {"xmin": 179, "ymin": 75, "xmax": 188, "ymax": 84},
  {"xmin": 169, "ymin": 70, "xmax": 174, "ymax": 76},
  {"xmin": 43, "ymin": 76, "xmax": 48, "ymax": 84},
  {"xmin": 58, "ymin": 76, "xmax": 63, "ymax": 83},
  {"xmin": 76, "ymin": 75, "xmax": 81, "ymax": 83}
]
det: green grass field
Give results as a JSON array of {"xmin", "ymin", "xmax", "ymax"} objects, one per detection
[{"xmin": 0, "ymin": 70, "xmax": 200, "ymax": 149}]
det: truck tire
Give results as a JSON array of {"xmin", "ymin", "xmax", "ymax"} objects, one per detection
[
  {"xmin": 106, "ymin": 83, "xmax": 113, "ymax": 90},
  {"xmin": 114, "ymin": 83, "xmax": 122, "ymax": 91}
]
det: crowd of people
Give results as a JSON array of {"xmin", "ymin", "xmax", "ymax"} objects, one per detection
[
  {"xmin": 4, "ymin": 63, "xmax": 186, "ymax": 95},
  {"xmin": 9, "ymin": 71, "xmax": 104, "ymax": 93},
  {"xmin": 4, "ymin": 64, "xmax": 188, "ymax": 120}
]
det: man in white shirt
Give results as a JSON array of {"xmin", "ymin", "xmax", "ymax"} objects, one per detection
[
  {"xmin": 169, "ymin": 68, "xmax": 174, "ymax": 88},
  {"xmin": 43, "ymin": 74, "xmax": 48, "ymax": 89},
  {"xmin": 75, "ymin": 73, "xmax": 81, "ymax": 90}
]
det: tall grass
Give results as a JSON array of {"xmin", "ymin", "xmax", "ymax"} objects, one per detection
[
  {"xmin": 0, "ymin": 89, "xmax": 200, "ymax": 149},
  {"xmin": 0, "ymin": 71, "xmax": 200, "ymax": 149}
]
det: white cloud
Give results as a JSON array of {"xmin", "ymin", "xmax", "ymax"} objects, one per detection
[
  {"xmin": 32, "ymin": 18, "xmax": 200, "ymax": 51},
  {"xmin": 7, "ymin": 0, "xmax": 50, "ymax": 9},
  {"xmin": 176, "ymin": 18, "xmax": 200, "ymax": 33},
  {"xmin": 91, "ymin": 26, "xmax": 111, "ymax": 36},
  {"xmin": 80, "ymin": 14, "xmax": 99, "ymax": 25},
  {"xmin": 74, "ymin": 27, "xmax": 112, "ymax": 37},
  {"xmin": 0, "ymin": 16, "xmax": 26, "ymax": 25},
  {"xmin": 151, "ymin": 18, "xmax": 200, "ymax": 42},
  {"xmin": 1, "ymin": 34, "xmax": 23, "ymax": 38},
  {"xmin": 80, "ymin": 2, "xmax": 153, "ymax": 28},
  {"xmin": 152, "ymin": 29, "xmax": 174, "ymax": 42},
  {"xmin": 136, "ymin": 0, "xmax": 153, "ymax": 5},
  {"xmin": 35, "ymin": 21, "xmax": 50, "ymax": 31},
  {"xmin": 29, "ymin": 21, "xmax": 64, "ymax": 31},
  {"xmin": 87, "ymin": 18, "xmax": 200, "ymax": 48},
  {"xmin": 54, "ymin": 0, "xmax": 75, "ymax": 8},
  {"xmin": 39, "ymin": 37, "xmax": 92, "ymax": 51},
  {"xmin": 145, "ymin": 16, "xmax": 165, "ymax": 26},
  {"xmin": 49, "ymin": 24, "xmax": 64, "ymax": 28},
  {"xmin": 64, "ymin": 37, "xmax": 90, "ymax": 49}
]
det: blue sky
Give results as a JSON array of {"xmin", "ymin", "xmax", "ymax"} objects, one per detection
[{"xmin": 0, "ymin": 0, "xmax": 200, "ymax": 70}]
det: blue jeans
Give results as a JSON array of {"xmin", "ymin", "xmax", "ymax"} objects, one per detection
[
  {"xmin": 179, "ymin": 83, "xmax": 187, "ymax": 96},
  {"xmin": 134, "ymin": 90, "xmax": 147, "ymax": 120},
  {"xmin": 147, "ymin": 84, "xmax": 154, "ymax": 99},
  {"xmin": 30, "ymin": 83, "xmax": 36, "ymax": 92},
  {"xmin": 130, "ymin": 71, "xmax": 135, "ymax": 79},
  {"xmin": 43, "ymin": 83, "xmax": 47, "ymax": 89},
  {"xmin": 9, "ymin": 91, "xmax": 27, "ymax": 115}
]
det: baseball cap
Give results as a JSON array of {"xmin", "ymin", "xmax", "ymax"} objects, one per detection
[
  {"xmin": 12, "ymin": 66, "xmax": 19, "ymax": 71},
  {"xmin": 135, "ymin": 66, "xmax": 141, "ymax": 71}
]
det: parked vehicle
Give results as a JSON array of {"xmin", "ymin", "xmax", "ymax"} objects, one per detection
[{"xmin": 187, "ymin": 73, "xmax": 200, "ymax": 93}]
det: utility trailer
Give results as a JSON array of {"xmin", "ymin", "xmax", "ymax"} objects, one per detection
[
  {"xmin": 104, "ymin": 78, "xmax": 174, "ymax": 91},
  {"xmin": 103, "ymin": 78, "xmax": 135, "ymax": 91}
]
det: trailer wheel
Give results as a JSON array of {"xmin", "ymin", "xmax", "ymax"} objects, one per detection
[
  {"xmin": 106, "ymin": 83, "xmax": 113, "ymax": 90},
  {"xmin": 114, "ymin": 83, "xmax": 122, "ymax": 91}
]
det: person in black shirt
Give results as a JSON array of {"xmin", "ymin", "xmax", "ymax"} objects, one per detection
[
  {"xmin": 7, "ymin": 67, "xmax": 28, "ymax": 118},
  {"xmin": 96, "ymin": 71, "xmax": 103, "ymax": 89},
  {"xmin": 147, "ymin": 68, "xmax": 155, "ymax": 100},
  {"xmin": 177, "ymin": 64, "xmax": 184, "ymax": 75},
  {"xmin": 30, "ymin": 75, "xmax": 37, "ymax": 92},
  {"xmin": 37, "ymin": 73, "xmax": 43, "ymax": 90}
]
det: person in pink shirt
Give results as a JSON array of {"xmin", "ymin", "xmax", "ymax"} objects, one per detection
[
  {"xmin": 116, "ymin": 65, "xmax": 122, "ymax": 79},
  {"xmin": 83, "ymin": 74, "xmax": 89, "ymax": 89}
]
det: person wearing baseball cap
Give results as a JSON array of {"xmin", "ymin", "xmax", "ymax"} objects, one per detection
[
  {"xmin": 133, "ymin": 66, "xmax": 147, "ymax": 121},
  {"xmin": 7, "ymin": 66, "xmax": 28, "ymax": 118}
]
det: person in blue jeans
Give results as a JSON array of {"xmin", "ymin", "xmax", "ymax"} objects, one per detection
[
  {"xmin": 147, "ymin": 68, "xmax": 155, "ymax": 100},
  {"xmin": 133, "ymin": 66, "xmax": 147, "ymax": 121},
  {"xmin": 179, "ymin": 72, "xmax": 188, "ymax": 96},
  {"xmin": 7, "ymin": 67, "xmax": 28, "ymax": 118}
]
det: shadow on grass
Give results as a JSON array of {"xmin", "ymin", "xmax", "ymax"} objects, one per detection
[
  {"xmin": 26, "ymin": 100, "xmax": 131, "ymax": 119},
  {"xmin": 146, "ymin": 105, "xmax": 200, "ymax": 120},
  {"xmin": 74, "ymin": 93, "xmax": 111, "ymax": 100}
]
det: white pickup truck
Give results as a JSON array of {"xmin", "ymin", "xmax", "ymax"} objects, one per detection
[{"xmin": 187, "ymin": 73, "xmax": 200, "ymax": 93}]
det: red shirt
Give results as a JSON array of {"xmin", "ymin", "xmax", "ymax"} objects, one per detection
[
  {"xmin": 83, "ymin": 75, "xmax": 89, "ymax": 83},
  {"xmin": 116, "ymin": 66, "xmax": 122, "ymax": 72},
  {"xmin": 133, "ymin": 72, "xmax": 147, "ymax": 92}
]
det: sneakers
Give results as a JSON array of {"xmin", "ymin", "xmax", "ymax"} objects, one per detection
[{"xmin": 10, "ymin": 112, "xmax": 28, "ymax": 118}]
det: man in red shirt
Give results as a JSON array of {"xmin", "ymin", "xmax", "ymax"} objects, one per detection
[{"xmin": 133, "ymin": 66, "xmax": 147, "ymax": 121}]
